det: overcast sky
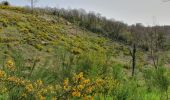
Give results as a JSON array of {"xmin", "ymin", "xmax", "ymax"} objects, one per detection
[{"xmin": 1, "ymin": 0, "xmax": 170, "ymax": 26}]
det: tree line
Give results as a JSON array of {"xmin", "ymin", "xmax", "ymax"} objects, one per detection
[{"xmin": 34, "ymin": 7, "xmax": 170, "ymax": 76}]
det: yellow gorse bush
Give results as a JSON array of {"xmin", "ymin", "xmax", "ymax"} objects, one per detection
[
  {"xmin": 25, "ymin": 83, "xmax": 34, "ymax": 92},
  {"xmin": 5, "ymin": 58, "xmax": 16, "ymax": 71},
  {"xmin": 62, "ymin": 72, "xmax": 105, "ymax": 99},
  {"xmin": 63, "ymin": 78, "xmax": 69, "ymax": 90},
  {"xmin": 0, "ymin": 70, "xmax": 6, "ymax": 78},
  {"xmin": 0, "ymin": 58, "xmax": 116, "ymax": 99},
  {"xmin": 0, "ymin": 58, "xmax": 55, "ymax": 99}
]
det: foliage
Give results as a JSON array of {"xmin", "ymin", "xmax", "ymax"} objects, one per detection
[
  {"xmin": 0, "ymin": 5, "xmax": 169, "ymax": 100},
  {"xmin": 0, "ymin": 1, "xmax": 10, "ymax": 6}
]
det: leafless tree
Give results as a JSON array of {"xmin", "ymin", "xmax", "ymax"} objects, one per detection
[
  {"xmin": 129, "ymin": 23, "xmax": 144, "ymax": 76},
  {"xmin": 129, "ymin": 25, "xmax": 137, "ymax": 77},
  {"xmin": 28, "ymin": 0, "xmax": 38, "ymax": 13},
  {"xmin": 146, "ymin": 26, "xmax": 166, "ymax": 69}
]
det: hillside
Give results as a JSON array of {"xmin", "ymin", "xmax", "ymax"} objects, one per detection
[
  {"xmin": 0, "ymin": 6, "xmax": 134, "ymax": 69},
  {"xmin": 0, "ymin": 5, "xmax": 170, "ymax": 100}
]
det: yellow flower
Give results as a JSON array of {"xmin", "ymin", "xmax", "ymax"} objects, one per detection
[
  {"xmin": 6, "ymin": 59, "xmax": 15, "ymax": 71},
  {"xmin": 0, "ymin": 87, "xmax": 7, "ymax": 93},
  {"xmin": 96, "ymin": 79, "xmax": 104, "ymax": 85},
  {"xmin": 40, "ymin": 88, "xmax": 48, "ymax": 94},
  {"xmin": 20, "ymin": 80, "xmax": 26, "ymax": 85},
  {"xmin": 72, "ymin": 87, "xmax": 77, "ymax": 91},
  {"xmin": 7, "ymin": 76, "xmax": 16, "ymax": 82},
  {"xmin": 6, "ymin": 59, "xmax": 14, "ymax": 67},
  {"xmin": 78, "ymin": 72, "xmax": 84, "ymax": 78},
  {"xmin": 0, "ymin": 70, "xmax": 6, "ymax": 78},
  {"xmin": 47, "ymin": 85, "xmax": 53, "ymax": 91},
  {"xmin": 86, "ymin": 86, "xmax": 93, "ymax": 93},
  {"xmin": 21, "ymin": 93, "xmax": 27, "ymax": 98},
  {"xmin": 73, "ymin": 72, "xmax": 84, "ymax": 82},
  {"xmin": 77, "ymin": 85, "xmax": 84, "ymax": 90},
  {"xmin": 7, "ymin": 76, "xmax": 23, "ymax": 85},
  {"xmin": 72, "ymin": 91, "xmax": 81, "ymax": 97},
  {"xmin": 36, "ymin": 79, "xmax": 43, "ymax": 86},
  {"xmin": 36, "ymin": 93, "xmax": 46, "ymax": 100},
  {"xmin": 63, "ymin": 78, "xmax": 69, "ymax": 90},
  {"xmin": 39, "ymin": 95, "xmax": 46, "ymax": 100},
  {"xmin": 63, "ymin": 78, "xmax": 69, "ymax": 86},
  {"xmin": 25, "ymin": 84, "xmax": 34, "ymax": 92},
  {"xmin": 83, "ymin": 96, "xmax": 94, "ymax": 100},
  {"xmin": 82, "ymin": 79, "xmax": 90, "ymax": 84}
]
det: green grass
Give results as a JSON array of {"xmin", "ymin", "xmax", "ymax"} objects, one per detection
[{"xmin": 0, "ymin": 5, "xmax": 169, "ymax": 100}]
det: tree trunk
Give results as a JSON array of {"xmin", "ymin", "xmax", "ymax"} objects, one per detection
[
  {"xmin": 31, "ymin": 0, "xmax": 34, "ymax": 14},
  {"xmin": 131, "ymin": 43, "xmax": 136, "ymax": 76}
]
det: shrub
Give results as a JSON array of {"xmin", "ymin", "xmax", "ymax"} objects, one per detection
[
  {"xmin": 0, "ymin": 1, "xmax": 10, "ymax": 6},
  {"xmin": 143, "ymin": 67, "xmax": 169, "ymax": 99}
]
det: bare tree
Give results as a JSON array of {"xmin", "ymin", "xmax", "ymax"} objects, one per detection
[
  {"xmin": 129, "ymin": 23, "xmax": 144, "ymax": 76},
  {"xmin": 146, "ymin": 26, "xmax": 166, "ymax": 69},
  {"xmin": 129, "ymin": 43, "xmax": 136, "ymax": 76},
  {"xmin": 28, "ymin": 0, "xmax": 38, "ymax": 13},
  {"xmin": 129, "ymin": 26, "xmax": 137, "ymax": 77}
]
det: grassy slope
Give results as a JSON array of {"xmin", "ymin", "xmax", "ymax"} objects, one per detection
[
  {"xmin": 0, "ymin": 6, "xmax": 170, "ymax": 100},
  {"xmin": 1, "ymin": 6, "xmax": 169, "ymax": 77},
  {"xmin": 0, "ymin": 6, "xmax": 137, "ymax": 71}
]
